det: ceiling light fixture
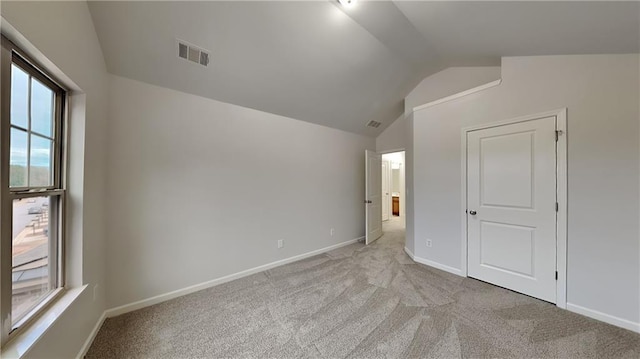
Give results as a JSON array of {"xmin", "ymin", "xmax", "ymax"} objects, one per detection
[{"xmin": 338, "ymin": 0, "xmax": 357, "ymax": 8}]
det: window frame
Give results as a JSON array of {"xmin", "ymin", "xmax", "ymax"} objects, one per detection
[
  {"xmin": 0, "ymin": 36, "xmax": 68, "ymax": 346},
  {"xmin": 9, "ymin": 55, "xmax": 63, "ymax": 191}
]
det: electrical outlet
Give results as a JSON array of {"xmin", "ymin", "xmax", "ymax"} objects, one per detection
[
  {"xmin": 93, "ymin": 284, "xmax": 99, "ymax": 302},
  {"xmin": 330, "ymin": 228, "xmax": 335, "ymax": 236},
  {"xmin": 277, "ymin": 239, "xmax": 284, "ymax": 249},
  {"xmin": 426, "ymin": 239, "xmax": 432, "ymax": 248}
]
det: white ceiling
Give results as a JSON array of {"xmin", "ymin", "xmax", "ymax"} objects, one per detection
[{"xmin": 87, "ymin": 1, "xmax": 639, "ymax": 136}]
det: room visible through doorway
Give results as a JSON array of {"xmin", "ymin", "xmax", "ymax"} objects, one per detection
[{"xmin": 381, "ymin": 151, "xmax": 405, "ymax": 229}]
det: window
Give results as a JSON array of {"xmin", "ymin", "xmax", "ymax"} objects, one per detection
[{"xmin": 1, "ymin": 36, "xmax": 67, "ymax": 345}]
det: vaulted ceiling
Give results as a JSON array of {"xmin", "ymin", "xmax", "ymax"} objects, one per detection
[{"xmin": 88, "ymin": 1, "xmax": 639, "ymax": 136}]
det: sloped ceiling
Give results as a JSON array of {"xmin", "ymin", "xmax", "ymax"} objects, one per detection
[{"xmin": 87, "ymin": 1, "xmax": 639, "ymax": 136}]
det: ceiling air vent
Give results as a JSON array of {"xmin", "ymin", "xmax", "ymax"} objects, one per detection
[
  {"xmin": 366, "ymin": 120, "xmax": 382, "ymax": 128},
  {"xmin": 177, "ymin": 39, "xmax": 210, "ymax": 67}
]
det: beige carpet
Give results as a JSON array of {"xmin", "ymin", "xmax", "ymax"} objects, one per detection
[{"xmin": 87, "ymin": 217, "xmax": 640, "ymax": 358}]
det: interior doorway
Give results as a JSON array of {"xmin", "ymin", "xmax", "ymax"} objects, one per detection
[
  {"xmin": 364, "ymin": 150, "xmax": 406, "ymax": 245},
  {"xmin": 462, "ymin": 109, "xmax": 567, "ymax": 307},
  {"xmin": 381, "ymin": 151, "xmax": 405, "ymax": 228}
]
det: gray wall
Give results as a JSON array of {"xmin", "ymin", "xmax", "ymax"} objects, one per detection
[
  {"xmin": 376, "ymin": 66, "xmax": 501, "ymax": 154},
  {"xmin": 404, "ymin": 66, "xmax": 501, "ymax": 117},
  {"xmin": 105, "ymin": 76, "xmax": 374, "ymax": 307},
  {"xmin": 412, "ymin": 54, "xmax": 640, "ymax": 325},
  {"xmin": 404, "ymin": 113, "xmax": 415, "ymax": 255},
  {"xmin": 379, "ymin": 66, "xmax": 503, "ymax": 256},
  {"xmin": 376, "ymin": 114, "xmax": 406, "ymax": 153}
]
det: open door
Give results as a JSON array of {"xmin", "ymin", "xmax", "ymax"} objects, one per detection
[{"xmin": 365, "ymin": 150, "xmax": 382, "ymax": 244}]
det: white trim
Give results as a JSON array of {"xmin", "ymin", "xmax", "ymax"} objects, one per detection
[
  {"xmin": 404, "ymin": 246, "xmax": 415, "ymax": 259},
  {"xmin": 412, "ymin": 255, "xmax": 464, "ymax": 277},
  {"xmin": 461, "ymin": 108, "xmax": 568, "ymax": 133},
  {"xmin": 566, "ymin": 303, "xmax": 640, "ymax": 333},
  {"xmin": 460, "ymin": 108, "xmax": 568, "ymax": 309},
  {"xmin": 76, "ymin": 311, "xmax": 106, "ymax": 359},
  {"xmin": 555, "ymin": 111, "xmax": 568, "ymax": 309},
  {"xmin": 460, "ymin": 126, "xmax": 469, "ymax": 277},
  {"xmin": 1, "ymin": 286, "xmax": 86, "ymax": 359},
  {"xmin": 413, "ymin": 79, "xmax": 502, "ymax": 113},
  {"xmin": 105, "ymin": 237, "xmax": 363, "ymax": 318},
  {"xmin": 378, "ymin": 147, "xmax": 406, "ymax": 155},
  {"xmin": 404, "ymin": 246, "xmax": 463, "ymax": 276}
]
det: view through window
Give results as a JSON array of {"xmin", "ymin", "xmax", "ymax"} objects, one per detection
[
  {"xmin": 12, "ymin": 196, "xmax": 52, "ymax": 322},
  {"xmin": 1, "ymin": 36, "xmax": 66, "ymax": 344}
]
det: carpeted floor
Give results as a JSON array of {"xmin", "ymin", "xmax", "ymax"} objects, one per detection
[{"xmin": 87, "ymin": 217, "xmax": 640, "ymax": 358}]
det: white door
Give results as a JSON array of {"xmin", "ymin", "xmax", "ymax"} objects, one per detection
[
  {"xmin": 365, "ymin": 150, "xmax": 382, "ymax": 244},
  {"xmin": 382, "ymin": 159, "xmax": 390, "ymax": 221},
  {"xmin": 467, "ymin": 116, "xmax": 557, "ymax": 303}
]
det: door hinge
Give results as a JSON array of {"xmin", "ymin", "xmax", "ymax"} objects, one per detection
[
  {"xmin": 555, "ymin": 202, "xmax": 559, "ymax": 212},
  {"xmin": 555, "ymin": 130, "xmax": 563, "ymax": 142},
  {"xmin": 555, "ymin": 271, "xmax": 558, "ymax": 280}
]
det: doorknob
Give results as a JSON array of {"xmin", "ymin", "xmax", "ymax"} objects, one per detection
[
  {"xmin": 364, "ymin": 200, "xmax": 372, "ymax": 204},
  {"xmin": 469, "ymin": 210, "xmax": 477, "ymax": 215}
]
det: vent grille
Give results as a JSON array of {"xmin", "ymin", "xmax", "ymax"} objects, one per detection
[
  {"xmin": 366, "ymin": 120, "xmax": 382, "ymax": 128},
  {"xmin": 177, "ymin": 40, "xmax": 210, "ymax": 67},
  {"xmin": 178, "ymin": 43, "xmax": 188, "ymax": 59}
]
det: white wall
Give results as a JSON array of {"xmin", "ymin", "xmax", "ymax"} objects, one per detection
[
  {"xmin": 391, "ymin": 167, "xmax": 400, "ymax": 193},
  {"xmin": 404, "ymin": 114, "xmax": 415, "ymax": 255},
  {"xmin": 380, "ymin": 66, "xmax": 502, "ymax": 254},
  {"xmin": 376, "ymin": 66, "xmax": 501, "ymax": 154},
  {"xmin": 376, "ymin": 115, "xmax": 406, "ymax": 153},
  {"xmin": 1, "ymin": 1, "xmax": 109, "ymax": 358},
  {"xmin": 412, "ymin": 54, "xmax": 640, "ymax": 326},
  {"xmin": 105, "ymin": 75, "xmax": 374, "ymax": 308}
]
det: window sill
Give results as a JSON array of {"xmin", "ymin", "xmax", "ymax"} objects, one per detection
[{"xmin": 1, "ymin": 285, "xmax": 87, "ymax": 359}]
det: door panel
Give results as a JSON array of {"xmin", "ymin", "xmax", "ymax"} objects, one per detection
[
  {"xmin": 480, "ymin": 221, "xmax": 535, "ymax": 277},
  {"xmin": 481, "ymin": 131, "xmax": 534, "ymax": 209},
  {"xmin": 365, "ymin": 150, "xmax": 382, "ymax": 244},
  {"xmin": 467, "ymin": 116, "xmax": 556, "ymax": 303},
  {"xmin": 382, "ymin": 160, "xmax": 390, "ymax": 221}
]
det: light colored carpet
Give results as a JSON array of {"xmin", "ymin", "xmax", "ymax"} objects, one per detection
[{"xmin": 87, "ymin": 217, "xmax": 640, "ymax": 358}]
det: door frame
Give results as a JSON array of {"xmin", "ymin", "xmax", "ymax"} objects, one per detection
[
  {"xmin": 382, "ymin": 159, "xmax": 391, "ymax": 221},
  {"xmin": 460, "ymin": 108, "xmax": 567, "ymax": 309}
]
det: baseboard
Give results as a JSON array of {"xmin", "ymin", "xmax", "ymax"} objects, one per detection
[
  {"xmin": 79, "ymin": 241, "xmax": 639, "ymax": 358},
  {"xmin": 404, "ymin": 246, "xmax": 464, "ymax": 277},
  {"xmin": 104, "ymin": 237, "xmax": 363, "ymax": 318},
  {"xmin": 404, "ymin": 249, "xmax": 638, "ymax": 334},
  {"xmin": 76, "ymin": 311, "xmax": 106, "ymax": 359},
  {"xmin": 412, "ymin": 254, "xmax": 464, "ymax": 277},
  {"xmin": 403, "ymin": 246, "xmax": 415, "ymax": 259},
  {"xmin": 566, "ymin": 303, "xmax": 640, "ymax": 333}
]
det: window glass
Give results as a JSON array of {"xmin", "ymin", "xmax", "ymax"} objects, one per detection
[
  {"xmin": 29, "ymin": 134, "xmax": 53, "ymax": 187},
  {"xmin": 30, "ymin": 78, "xmax": 54, "ymax": 138},
  {"xmin": 10, "ymin": 128, "xmax": 28, "ymax": 188},
  {"xmin": 10, "ymin": 64, "xmax": 28, "ymax": 129},
  {"xmin": 11, "ymin": 196, "xmax": 53, "ymax": 324}
]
